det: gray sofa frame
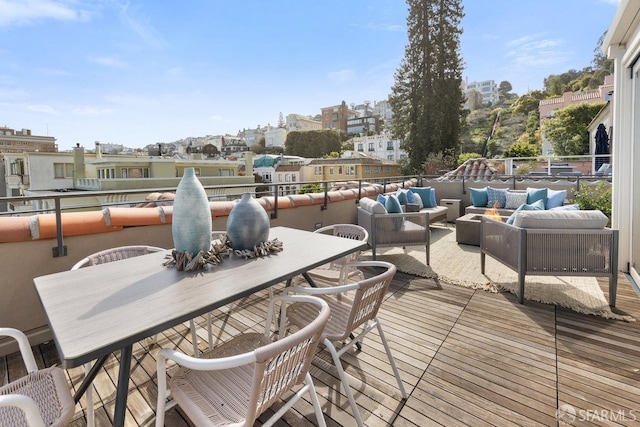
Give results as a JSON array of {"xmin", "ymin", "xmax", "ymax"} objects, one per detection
[
  {"xmin": 480, "ymin": 217, "xmax": 619, "ymax": 305},
  {"xmin": 357, "ymin": 207, "xmax": 430, "ymax": 265}
]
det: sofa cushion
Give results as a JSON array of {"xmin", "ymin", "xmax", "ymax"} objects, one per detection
[
  {"xmin": 409, "ymin": 187, "xmax": 435, "ymax": 208},
  {"xmin": 469, "ymin": 187, "xmax": 488, "ymax": 207},
  {"xmin": 526, "ymin": 187, "xmax": 547, "ymax": 205},
  {"xmin": 546, "ymin": 188, "xmax": 567, "ymax": 209},
  {"xmin": 359, "ymin": 197, "xmax": 387, "ymax": 215},
  {"xmin": 486, "ymin": 187, "xmax": 507, "ymax": 208},
  {"xmin": 506, "ymin": 199, "xmax": 545, "ymax": 224},
  {"xmin": 376, "ymin": 194, "xmax": 388, "ymax": 205},
  {"xmin": 505, "ymin": 190, "xmax": 528, "ymax": 209},
  {"xmin": 512, "ymin": 210, "xmax": 608, "ymax": 229}
]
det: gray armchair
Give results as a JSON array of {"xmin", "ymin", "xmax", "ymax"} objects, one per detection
[{"xmin": 357, "ymin": 197, "xmax": 430, "ymax": 265}]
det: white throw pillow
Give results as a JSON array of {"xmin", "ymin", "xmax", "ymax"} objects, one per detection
[
  {"xmin": 359, "ymin": 197, "xmax": 387, "ymax": 214},
  {"xmin": 504, "ymin": 190, "xmax": 528, "ymax": 209}
]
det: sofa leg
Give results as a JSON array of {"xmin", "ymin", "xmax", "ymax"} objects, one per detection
[
  {"xmin": 480, "ymin": 252, "xmax": 485, "ymax": 274},
  {"xmin": 609, "ymin": 274, "xmax": 617, "ymax": 307},
  {"xmin": 518, "ymin": 273, "xmax": 525, "ymax": 304}
]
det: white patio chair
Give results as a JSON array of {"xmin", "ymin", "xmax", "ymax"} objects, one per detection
[
  {"xmin": 285, "ymin": 260, "xmax": 407, "ymax": 427},
  {"xmin": 155, "ymin": 294, "xmax": 330, "ymax": 427},
  {"xmin": 306, "ymin": 224, "xmax": 369, "ymax": 286},
  {"xmin": 0, "ymin": 328, "xmax": 75, "ymax": 427},
  {"xmin": 72, "ymin": 244, "xmax": 212, "ymax": 425}
]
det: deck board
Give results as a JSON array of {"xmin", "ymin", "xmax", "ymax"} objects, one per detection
[{"xmin": 3, "ymin": 268, "xmax": 640, "ymax": 426}]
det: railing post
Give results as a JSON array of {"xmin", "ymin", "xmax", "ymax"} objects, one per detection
[
  {"xmin": 321, "ymin": 181, "xmax": 328, "ymax": 211},
  {"xmin": 357, "ymin": 180, "xmax": 362, "ymax": 203},
  {"xmin": 271, "ymin": 184, "xmax": 278, "ymax": 219},
  {"xmin": 52, "ymin": 197, "xmax": 67, "ymax": 257}
]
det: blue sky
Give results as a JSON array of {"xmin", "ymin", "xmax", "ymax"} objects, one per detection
[{"xmin": 0, "ymin": 0, "xmax": 619, "ymax": 151}]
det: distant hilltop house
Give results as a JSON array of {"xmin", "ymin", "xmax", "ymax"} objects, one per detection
[{"xmin": 538, "ymin": 75, "xmax": 613, "ymax": 155}]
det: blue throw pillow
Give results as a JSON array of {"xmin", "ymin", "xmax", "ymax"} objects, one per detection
[
  {"xmin": 546, "ymin": 189, "xmax": 567, "ymax": 209},
  {"xmin": 385, "ymin": 194, "xmax": 403, "ymax": 213},
  {"xmin": 376, "ymin": 194, "xmax": 388, "ymax": 206},
  {"xmin": 409, "ymin": 187, "xmax": 435, "ymax": 208},
  {"xmin": 405, "ymin": 189, "xmax": 417, "ymax": 204},
  {"xmin": 506, "ymin": 199, "xmax": 545, "ymax": 224},
  {"xmin": 430, "ymin": 188, "xmax": 437, "ymax": 208},
  {"xmin": 469, "ymin": 187, "xmax": 488, "ymax": 207},
  {"xmin": 550, "ymin": 203, "xmax": 579, "ymax": 211},
  {"xmin": 526, "ymin": 187, "xmax": 547, "ymax": 206},
  {"xmin": 396, "ymin": 189, "xmax": 409, "ymax": 204},
  {"xmin": 385, "ymin": 194, "xmax": 404, "ymax": 230},
  {"xmin": 486, "ymin": 187, "xmax": 507, "ymax": 208}
]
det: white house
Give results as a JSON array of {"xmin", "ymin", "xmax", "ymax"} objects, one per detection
[{"xmin": 603, "ymin": 0, "xmax": 640, "ymax": 287}]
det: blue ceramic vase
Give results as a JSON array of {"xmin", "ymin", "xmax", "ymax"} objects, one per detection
[
  {"xmin": 226, "ymin": 192, "xmax": 270, "ymax": 250},
  {"xmin": 172, "ymin": 168, "xmax": 212, "ymax": 254}
]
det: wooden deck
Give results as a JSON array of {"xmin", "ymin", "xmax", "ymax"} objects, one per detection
[{"xmin": 2, "ymin": 269, "xmax": 640, "ymax": 426}]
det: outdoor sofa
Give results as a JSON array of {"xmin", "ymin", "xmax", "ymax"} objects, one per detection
[{"xmin": 480, "ymin": 209, "xmax": 618, "ymax": 305}]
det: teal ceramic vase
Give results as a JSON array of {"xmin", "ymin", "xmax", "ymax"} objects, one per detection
[
  {"xmin": 172, "ymin": 168, "xmax": 212, "ymax": 254},
  {"xmin": 226, "ymin": 192, "xmax": 270, "ymax": 250}
]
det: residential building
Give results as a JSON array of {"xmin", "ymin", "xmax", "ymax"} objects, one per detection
[
  {"xmin": 603, "ymin": 0, "xmax": 640, "ymax": 288},
  {"xmin": 464, "ymin": 79, "xmax": 499, "ymax": 105},
  {"xmin": 285, "ymin": 114, "xmax": 322, "ymax": 132},
  {"xmin": 0, "ymin": 147, "xmax": 255, "ymax": 214},
  {"xmin": 538, "ymin": 76, "xmax": 613, "ymax": 155},
  {"xmin": 371, "ymin": 99, "xmax": 393, "ymax": 124},
  {"xmin": 274, "ymin": 165, "xmax": 301, "ymax": 195},
  {"xmin": 538, "ymin": 75, "xmax": 614, "ymax": 121},
  {"xmin": 321, "ymin": 101, "xmax": 358, "ymax": 133},
  {"xmin": 264, "ymin": 126, "xmax": 287, "ymax": 148},
  {"xmin": 304, "ymin": 156, "xmax": 400, "ymax": 182},
  {"xmin": 0, "ymin": 127, "xmax": 57, "ymax": 153},
  {"xmin": 350, "ymin": 131, "xmax": 406, "ymax": 162},
  {"xmin": 346, "ymin": 115, "xmax": 382, "ymax": 136}
]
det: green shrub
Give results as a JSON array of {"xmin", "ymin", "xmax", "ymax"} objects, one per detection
[{"xmin": 571, "ymin": 182, "xmax": 612, "ymax": 218}]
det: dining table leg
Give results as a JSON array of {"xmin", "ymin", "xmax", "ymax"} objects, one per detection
[{"xmin": 113, "ymin": 344, "xmax": 133, "ymax": 427}]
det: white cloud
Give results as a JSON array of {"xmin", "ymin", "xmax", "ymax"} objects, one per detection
[
  {"xmin": 505, "ymin": 34, "xmax": 567, "ymax": 69},
  {"xmin": 0, "ymin": 0, "xmax": 91, "ymax": 27},
  {"xmin": 209, "ymin": 115, "xmax": 223, "ymax": 121},
  {"xmin": 72, "ymin": 106, "xmax": 113, "ymax": 117},
  {"xmin": 328, "ymin": 69, "xmax": 356, "ymax": 83},
  {"xmin": 28, "ymin": 104, "xmax": 58, "ymax": 114},
  {"xmin": 117, "ymin": 2, "xmax": 168, "ymax": 50},
  {"xmin": 91, "ymin": 56, "xmax": 127, "ymax": 68}
]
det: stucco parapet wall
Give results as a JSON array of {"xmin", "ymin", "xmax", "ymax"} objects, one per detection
[{"xmin": 0, "ymin": 186, "xmax": 390, "ymax": 243}]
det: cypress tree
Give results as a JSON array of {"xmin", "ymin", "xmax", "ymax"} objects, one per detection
[{"xmin": 390, "ymin": 0, "xmax": 465, "ymax": 173}]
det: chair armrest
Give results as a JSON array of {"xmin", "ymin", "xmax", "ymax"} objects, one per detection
[
  {"xmin": 0, "ymin": 395, "xmax": 46, "ymax": 427},
  {"xmin": 0, "ymin": 327, "xmax": 38, "ymax": 373}
]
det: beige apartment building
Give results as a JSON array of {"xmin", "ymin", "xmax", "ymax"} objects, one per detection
[{"xmin": 0, "ymin": 127, "xmax": 57, "ymax": 153}]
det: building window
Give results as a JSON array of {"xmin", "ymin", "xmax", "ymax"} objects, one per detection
[
  {"xmin": 285, "ymin": 175, "xmax": 290, "ymax": 182},
  {"xmin": 314, "ymin": 166, "xmax": 322, "ymax": 175},
  {"xmin": 291, "ymin": 175, "xmax": 296, "ymax": 182},
  {"xmin": 54, "ymin": 163, "xmax": 74, "ymax": 178},
  {"xmin": 10, "ymin": 159, "xmax": 24, "ymax": 175},
  {"xmin": 329, "ymin": 167, "xmax": 334, "ymax": 175},
  {"xmin": 368, "ymin": 143, "xmax": 374, "ymax": 152},
  {"xmin": 373, "ymin": 166, "xmax": 380, "ymax": 174},
  {"xmin": 338, "ymin": 166, "xmax": 343, "ymax": 174},
  {"xmin": 121, "ymin": 167, "xmax": 149, "ymax": 179},
  {"xmin": 358, "ymin": 144, "xmax": 363, "ymax": 152},
  {"xmin": 364, "ymin": 165, "xmax": 370, "ymax": 174},
  {"xmin": 387, "ymin": 142, "xmax": 394, "ymax": 150},
  {"xmin": 346, "ymin": 166, "xmax": 355, "ymax": 175}
]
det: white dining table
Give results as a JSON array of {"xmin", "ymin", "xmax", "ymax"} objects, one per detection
[{"xmin": 33, "ymin": 226, "xmax": 368, "ymax": 426}]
